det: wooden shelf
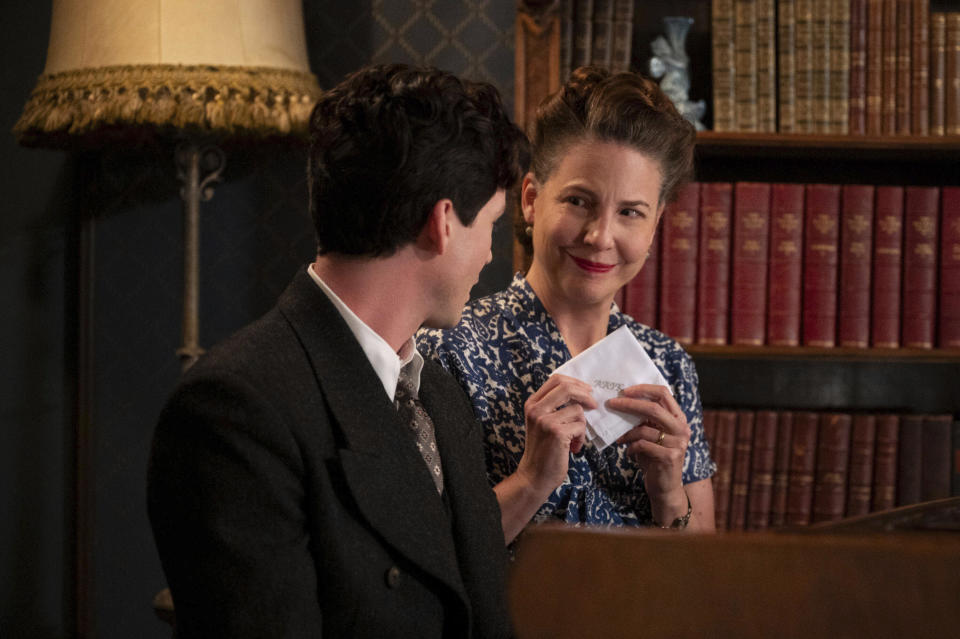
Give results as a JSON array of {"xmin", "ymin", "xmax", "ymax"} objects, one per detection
[
  {"xmin": 687, "ymin": 344, "xmax": 960, "ymax": 362},
  {"xmin": 696, "ymin": 132, "xmax": 960, "ymax": 160}
]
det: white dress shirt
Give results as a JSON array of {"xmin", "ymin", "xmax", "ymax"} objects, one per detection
[{"xmin": 307, "ymin": 263, "xmax": 423, "ymax": 401}]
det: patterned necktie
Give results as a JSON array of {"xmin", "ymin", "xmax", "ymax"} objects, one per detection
[{"xmin": 395, "ymin": 366, "xmax": 444, "ymax": 494}]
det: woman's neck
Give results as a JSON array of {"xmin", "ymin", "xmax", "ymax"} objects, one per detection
[{"xmin": 525, "ymin": 268, "xmax": 612, "ymax": 357}]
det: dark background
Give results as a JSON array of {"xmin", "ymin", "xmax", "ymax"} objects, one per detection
[{"xmin": 1, "ymin": 1, "xmax": 516, "ymax": 637}]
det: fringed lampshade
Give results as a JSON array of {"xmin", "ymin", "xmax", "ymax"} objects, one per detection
[
  {"xmin": 14, "ymin": 0, "xmax": 323, "ymax": 372},
  {"xmin": 14, "ymin": 0, "xmax": 321, "ymax": 148}
]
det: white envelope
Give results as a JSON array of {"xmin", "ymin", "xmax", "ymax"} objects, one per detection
[{"xmin": 551, "ymin": 325, "xmax": 672, "ymax": 450}]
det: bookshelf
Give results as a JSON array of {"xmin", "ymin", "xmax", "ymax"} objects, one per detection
[{"xmin": 514, "ymin": 1, "xmax": 960, "ymax": 418}]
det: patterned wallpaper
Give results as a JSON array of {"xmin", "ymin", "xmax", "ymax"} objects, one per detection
[{"xmin": 307, "ymin": 0, "xmax": 515, "ymax": 110}]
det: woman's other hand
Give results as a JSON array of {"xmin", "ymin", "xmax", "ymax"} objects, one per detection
[{"xmin": 607, "ymin": 384, "xmax": 691, "ymax": 525}]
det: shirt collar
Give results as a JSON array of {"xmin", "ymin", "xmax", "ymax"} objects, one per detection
[{"xmin": 307, "ymin": 264, "xmax": 422, "ymax": 401}]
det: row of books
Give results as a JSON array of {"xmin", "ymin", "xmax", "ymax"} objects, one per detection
[
  {"xmin": 704, "ymin": 408, "xmax": 959, "ymax": 531},
  {"xmin": 557, "ymin": 0, "xmax": 635, "ymax": 81},
  {"xmin": 617, "ymin": 181, "xmax": 960, "ymax": 349},
  {"xmin": 712, "ymin": 0, "xmax": 960, "ymax": 135}
]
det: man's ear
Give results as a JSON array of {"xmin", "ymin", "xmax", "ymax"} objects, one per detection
[
  {"xmin": 520, "ymin": 172, "xmax": 539, "ymax": 225},
  {"xmin": 419, "ymin": 198, "xmax": 454, "ymax": 255}
]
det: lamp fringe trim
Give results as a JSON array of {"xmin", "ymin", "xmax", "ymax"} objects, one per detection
[{"xmin": 13, "ymin": 64, "xmax": 322, "ymax": 147}]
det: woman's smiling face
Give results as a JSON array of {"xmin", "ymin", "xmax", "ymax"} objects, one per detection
[{"xmin": 521, "ymin": 137, "xmax": 665, "ymax": 311}]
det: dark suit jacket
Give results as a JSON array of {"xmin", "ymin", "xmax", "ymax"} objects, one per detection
[{"xmin": 147, "ymin": 268, "xmax": 511, "ymax": 638}]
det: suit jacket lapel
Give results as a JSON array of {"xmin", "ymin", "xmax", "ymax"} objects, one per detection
[
  {"xmin": 419, "ymin": 362, "xmax": 500, "ymax": 550},
  {"xmin": 276, "ymin": 269, "xmax": 466, "ymax": 598}
]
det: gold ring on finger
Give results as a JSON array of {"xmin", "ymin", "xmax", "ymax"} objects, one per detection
[{"xmin": 655, "ymin": 430, "xmax": 665, "ymax": 446}]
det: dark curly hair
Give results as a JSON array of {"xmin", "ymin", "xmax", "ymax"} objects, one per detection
[
  {"xmin": 516, "ymin": 66, "xmax": 695, "ymax": 253},
  {"xmin": 308, "ymin": 64, "xmax": 529, "ymax": 257}
]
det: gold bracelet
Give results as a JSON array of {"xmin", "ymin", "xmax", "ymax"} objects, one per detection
[{"xmin": 652, "ymin": 492, "xmax": 692, "ymax": 530}]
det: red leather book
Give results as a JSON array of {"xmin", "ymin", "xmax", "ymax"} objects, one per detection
[
  {"xmin": 731, "ymin": 182, "xmax": 771, "ymax": 345},
  {"xmin": 702, "ymin": 409, "xmax": 717, "ymax": 454},
  {"xmin": 786, "ymin": 411, "xmax": 819, "ymax": 526},
  {"xmin": 881, "ymin": 0, "xmax": 897, "ymax": 134},
  {"xmin": 897, "ymin": 414, "xmax": 924, "ymax": 506},
  {"xmin": 902, "ymin": 187, "xmax": 940, "ymax": 349},
  {"xmin": 728, "ymin": 410, "xmax": 756, "ymax": 531},
  {"xmin": 769, "ymin": 411, "xmax": 794, "ymax": 527},
  {"xmin": 696, "ymin": 183, "xmax": 732, "ymax": 345},
  {"xmin": 894, "ymin": 0, "xmax": 912, "ymax": 134},
  {"xmin": 939, "ymin": 187, "xmax": 960, "ymax": 347},
  {"xmin": 871, "ymin": 414, "xmax": 900, "ymax": 511},
  {"xmin": 871, "ymin": 186, "xmax": 904, "ymax": 348},
  {"xmin": 812, "ymin": 413, "xmax": 853, "ymax": 523},
  {"xmin": 910, "ymin": 0, "xmax": 930, "ymax": 135},
  {"xmin": 614, "ymin": 287, "xmax": 625, "ymax": 310},
  {"xmin": 921, "ymin": 414, "xmax": 953, "ymax": 501},
  {"xmin": 658, "ymin": 182, "xmax": 700, "ymax": 344},
  {"xmin": 712, "ymin": 410, "xmax": 738, "ymax": 531},
  {"xmin": 802, "ymin": 184, "xmax": 841, "ymax": 347},
  {"xmin": 624, "ymin": 232, "xmax": 659, "ymax": 328},
  {"xmin": 845, "ymin": 414, "xmax": 877, "ymax": 516},
  {"xmin": 768, "ymin": 184, "xmax": 805, "ymax": 346},
  {"xmin": 849, "ymin": 0, "xmax": 868, "ymax": 134},
  {"xmin": 747, "ymin": 410, "xmax": 778, "ymax": 530},
  {"xmin": 865, "ymin": 0, "xmax": 884, "ymax": 134},
  {"xmin": 838, "ymin": 185, "xmax": 875, "ymax": 348}
]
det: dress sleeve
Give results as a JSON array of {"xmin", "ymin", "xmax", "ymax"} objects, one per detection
[{"xmin": 672, "ymin": 347, "xmax": 717, "ymax": 484}]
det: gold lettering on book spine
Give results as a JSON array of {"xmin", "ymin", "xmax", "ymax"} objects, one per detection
[
  {"xmin": 878, "ymin": 214, "xmax": 901, "ymax": 235},
  {"xmin": 670, "ymin": 210, "xmax": 694, "ymax": 230},
  {"xmin": 777, "ymin": 240, "xmax": 798, "ymax": 255},
  {"xmin": 813, "ymin": 213, "xmax": 836, "ymax": 234},
  {"xmin": 777, "ymin": 213, "xmax": 800, "ymax": 232},
  {"xmin": 913, "ymin": 217, "xmax": 935, "ymax": 237},
  {"xmin": 847, "ymin": 214, "xmax": 870, "ymax": 233},
  {"xmin": 706, "ymin": 210, "xmax": 729, "ymax": 231}
]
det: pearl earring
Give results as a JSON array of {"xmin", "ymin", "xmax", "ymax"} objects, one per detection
[{"xmin": 525, "ymin": 225, "xmax": 533, "ymax": 237}]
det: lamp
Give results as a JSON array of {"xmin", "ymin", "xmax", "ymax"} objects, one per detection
[{"xmin": 15, "ymin": 0, "xmax": 322, "ymax": 369}]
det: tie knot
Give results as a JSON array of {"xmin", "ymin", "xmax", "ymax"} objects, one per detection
[{"xmin": 395, "ymin": 366, "xmax": 417, "ymax": 403}]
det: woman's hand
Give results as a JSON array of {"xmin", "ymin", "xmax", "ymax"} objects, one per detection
[
  {"xmin": 515, "ymin": 374, "xmax": 597, "ymax": 495},
  {"xmin": 606, "ymin": 384, "xmax": 691, "ymax": 525},
  {"xmin": 495, "ymin": 374, "xmax": 597, "ymax": 544}
]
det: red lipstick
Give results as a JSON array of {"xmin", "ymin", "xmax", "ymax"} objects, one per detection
[{"xmin": 570, "ymin": 255, "xmax": 615, "ymax": 273}]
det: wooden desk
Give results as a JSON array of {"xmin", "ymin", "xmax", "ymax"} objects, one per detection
[{"xmin": 509, "ymin": 523, "xmax": 960, "ymax": 639}]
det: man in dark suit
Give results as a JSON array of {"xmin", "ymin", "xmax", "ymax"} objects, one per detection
[{"xmin": 147, "ymin": 64, "xmax": 528, "ymax": 638}]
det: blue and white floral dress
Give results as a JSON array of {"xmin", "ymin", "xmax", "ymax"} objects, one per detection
[{"xmin": 418, "ymin": 274, "xmax": 716, "ymax": 526}]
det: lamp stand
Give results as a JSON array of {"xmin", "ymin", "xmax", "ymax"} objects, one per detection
[{"xmin": 174, "ymin": 142, "xmax": 225, "ymax": 371}]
